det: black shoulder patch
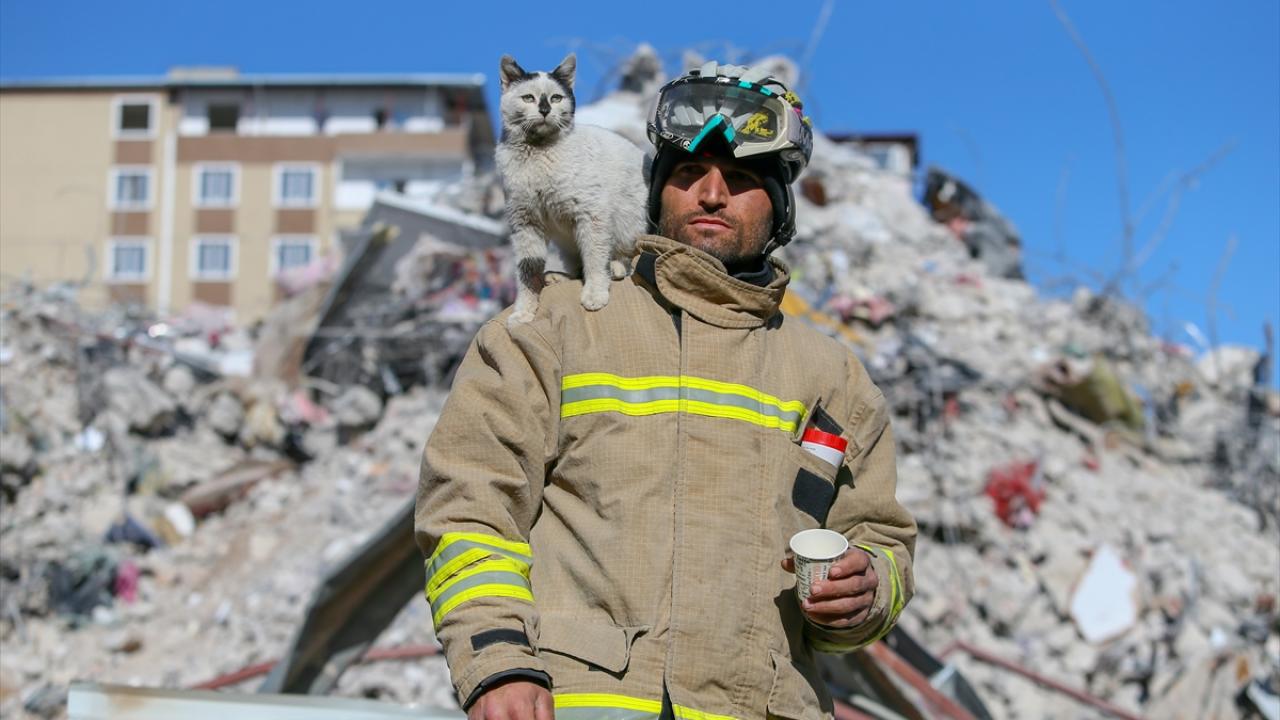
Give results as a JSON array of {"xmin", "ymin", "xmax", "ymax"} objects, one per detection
[{"xmin": 471, "ymin": 628, "xmax": 531, "ymax": 652}]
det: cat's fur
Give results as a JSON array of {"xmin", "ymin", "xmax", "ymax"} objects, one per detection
[{"xmin": 495, "ymin": 53, "xmax": 648, "ymax": 325}]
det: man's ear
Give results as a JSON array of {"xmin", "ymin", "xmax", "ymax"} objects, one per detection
[{"xmin": 551, "ymin": 53, "xmax": 576, "ymax": 90}]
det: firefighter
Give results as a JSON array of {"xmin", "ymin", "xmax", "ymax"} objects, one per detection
[{"xmin": 416, "ymin": 60, "xmax": 916, "ymax": 720}]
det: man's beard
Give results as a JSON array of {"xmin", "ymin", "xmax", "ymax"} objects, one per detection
[{"xmin": 657, "ymin": 208, "xmax": 772, "ymax": 266}]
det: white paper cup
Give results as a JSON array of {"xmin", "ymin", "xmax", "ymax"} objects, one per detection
[{"xmin": 789, "ymin": 529, "xmax": 849, "ymax": 603}]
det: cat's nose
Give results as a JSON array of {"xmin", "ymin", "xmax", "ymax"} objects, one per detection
[{"xmin": 538, "ymin": 97, "xmax": 551, "ymax": 116}]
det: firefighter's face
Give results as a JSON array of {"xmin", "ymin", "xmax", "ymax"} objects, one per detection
[{"xmin": 659, "ymin": 156, "xmax": 773, "ymax": 265}]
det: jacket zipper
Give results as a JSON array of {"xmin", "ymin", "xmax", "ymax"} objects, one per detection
[{"xmin": 664, "ymin": 305, "xmax": 685, "ymax": 705}]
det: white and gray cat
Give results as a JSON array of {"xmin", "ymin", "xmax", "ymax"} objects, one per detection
[{"xmin": 495, "ymin": 53, "xmax": 648, "ymax": 325}]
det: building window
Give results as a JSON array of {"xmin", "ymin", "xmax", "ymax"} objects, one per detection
[
  {"xmin": 271, "ymin": 235, "xmax": 317, "ymax": 276},
  {"xmin": 193, "ymin": 163, "xmax": 239, "ymax": 207},
  {"xmin": 208, "ymin": 103, "xmax": 240, "ymax": 132},
  {"xmin": 191, "ymin": 236, "xmax": 236, "ymax": 280},
  {"xmin": 107, "ymin": 238, "xmax": 150, "ymax": 282},
  {"xmin": 113, "ymin": 95, "xmax": 158, "ymax": 139},
  {"xmin": 274, "ymin": 164, "xmax": 319, "ymax": 208},
  {"xmin": 110, "ymin": 167, "xmax": 153, "ymax": 210}
]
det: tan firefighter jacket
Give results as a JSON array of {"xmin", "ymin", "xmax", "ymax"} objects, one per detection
[{"xmin": 416, "ymin": 235, "xmax": 916, "ymax": 720}]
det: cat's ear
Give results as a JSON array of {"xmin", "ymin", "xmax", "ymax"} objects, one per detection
[
  {"xmin": 500, "ymin": 55, "xmax": 527, "ymax": 92},
  {"xmin": 551, "ymin": 53, "xmax": 577, "ymax": 90}
]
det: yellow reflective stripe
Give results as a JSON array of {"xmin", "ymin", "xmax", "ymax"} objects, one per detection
[
  {"xmin": 431, "ymin": 584, "xmax": 533, "ymax": 626},
  {"xmin": 560, "ymin": 373, "xmax": 806, "ymax": 433},
  {"xmin": 425, "ymin": 557, "xmax": 530, "ymax": 605},
  {"xmin": 855, "ymin": 543, "xmax": 905, "ymax": 645},
  {"xmin": 561, "ymin": 397, "xmax": 801, "ymax": 432},
  {"xmin": 425, "ymin": 547, "xmax": 488, "ymax": 597},
  {"xmin": 555, "ymin": 694, "xmax": 663, "ymax": 714},
  {"xmin": 562, "ymin": 373, "xmax": 680, "ymax": 391},
  {"xmin": 432, "ymin": 531, "xmax": 532, "ymax": 560},
  {"xmin": 682, "ymin": 399, "xmax": 800, "ymax": 432},
  {"xmin": 553, "ymin": 694, "xmax": 739, "ymax": 720},
  {"xmin": 562, "ymin": 398, "xmax": 682, "ymax": 419},
  {"xmin": 680, "ymin": 375, "xmax": 807, "ymax": 416},
  {"xmin": 424, "ymin": 532, "xmax": 532, "ymax": 596},
  {"xmin": 561, "ymin": 373, "xmax": 806, "ymax": 416},
  {"xmin": 811, "ymin": 545, "xmax": 906, "ymax": 653}
]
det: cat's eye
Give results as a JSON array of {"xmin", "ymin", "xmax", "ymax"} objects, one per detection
[
  {"xmin": 550, "ymin": 95, "xmax": 563, "ymax": 103},
  {"xmin": 521, "ymin": 94, "xmax": 536, "ymax": 102}
]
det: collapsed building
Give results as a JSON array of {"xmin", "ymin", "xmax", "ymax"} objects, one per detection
[{"xmin": 2, "ymin": 48, "xmax": 1278, "ymax": 720}]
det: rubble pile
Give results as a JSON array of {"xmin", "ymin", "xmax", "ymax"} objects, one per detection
[
  {"xmin": 786, "ymin": 137, "xmax": 1280, "ymax": 719},
  {"xmin": 0, "ymin": 288, "xmax": 455, "ymax": 716},
  {"xmin": 2, "ymin": 49, "xmax": 1278, "ymax": 719}
]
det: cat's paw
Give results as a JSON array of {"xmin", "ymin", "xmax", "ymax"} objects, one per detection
[
  {"xmin": 580, "ymin": 285, "xmax": 610, "ymax": 311},
  {"xmin": 507, "ymin": 308, "xmax": 536, "ymax": 327},
  {"xmin": 609, "ymin": 260, "xmax": 629, "ymax": 280}
]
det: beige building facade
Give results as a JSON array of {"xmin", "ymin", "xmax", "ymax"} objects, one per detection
[{"xmin": 0, "ymin": 68, "xmax": 494, "ymax": 322}]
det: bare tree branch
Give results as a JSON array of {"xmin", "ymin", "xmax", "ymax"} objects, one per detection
[
  {"xmin": 799, "ymin": 0, "xmax": 836, "ymax": 93},
  {"xmin": 951, "ymin": 123, "xmax": 985, "ymax": 189},
  {"xmin": 1137, "ymin": 261, "xmax": 1179, "ymax": 304},
  {"xmin": 1051, "ymin": 0, "xmax": 1134, "ymax": 271},
  {"xmin": 1054, "ymin": 154, "xmax": 1074, "ymax": 262},
  {"xmin": 1127, "ymin": 140, "xmax": 1237, "ymax": 274},
  {"xmin": 1206, "ymin": 234, "xmax": 1239, "ymax": 383}
]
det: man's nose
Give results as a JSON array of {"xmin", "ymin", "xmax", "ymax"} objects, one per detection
[{"xmin": 696, "ymin": 167, "xmax": 728, "ymax": 210}]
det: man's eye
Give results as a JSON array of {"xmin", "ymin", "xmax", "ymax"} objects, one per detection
[
  {"xmin": 521, "ymin": 94, "xmax": 536, "ymax": 102},
  {"xmin": 550, "ymin": 95, "xmax": 563, "ymax": 103}
]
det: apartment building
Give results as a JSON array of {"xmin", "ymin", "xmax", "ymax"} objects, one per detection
[{"xmin": 0, "ymin": 67, "xmax": 494, "ymax": 321}]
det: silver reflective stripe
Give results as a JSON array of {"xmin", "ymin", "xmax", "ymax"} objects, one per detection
[
  {"xmin": 561, "ymin": 385, "xmax": 680, "ymax": 404},
  {"xmin": 425, "ymin": 541, "xmax": 528, "ymax": 584},
  {"xmin": 685, "ymin": 386, "xmax": 802, "ymax": 425},
  {"xmin": 554, "ymin": 709, "xmax": 658, "ymax": 720},
  {"xmin": 431, "ymin": 570, "xmax": 529, "ymax": 609},
  {"xmin": 561, "ymin": 385, "xmax": 803, "ymax": 426}
]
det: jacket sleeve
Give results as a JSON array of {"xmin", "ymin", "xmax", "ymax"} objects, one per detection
[
  {"xmin": 805, "ymin": 357, "xmax": 917, "ymax": 654},
  {"xmin": 415, "ymin": 315, "xmax": 560, "ymax": 702}
]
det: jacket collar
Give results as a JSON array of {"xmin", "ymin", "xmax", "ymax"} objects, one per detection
[{"xmin": 632, "ymin": 235, "xmax": 790, "ymax": 329}]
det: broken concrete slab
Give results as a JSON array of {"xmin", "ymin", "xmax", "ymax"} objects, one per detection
[{"xmin": 102, "ymin": 367, "xmax": 177, "ymax": 435}]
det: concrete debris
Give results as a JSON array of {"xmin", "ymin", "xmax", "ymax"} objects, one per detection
[
  {"xmin": 1070, "ymin": 544, "xmax": 1141, "ymax": 644},
  {"xmin": 2, "ymin": 44, "xmax": 1278, "ymax": 720},
  {"xmin": 331, "ymin": 385, "xmax": 383, "ymax": 430},
  {"xmin": 102, "ymin": 368, "xmax": 177, "ymax": 436},
  {"xmin": 204, "ymin": 393, "xmax": 244, "ymax": 438},
  {"xmin": 924, "ymin": 166, "xmax": 1024, "ymax": 280}
]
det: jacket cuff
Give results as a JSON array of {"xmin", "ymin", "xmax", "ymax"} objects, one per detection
[
  {"xmin": 453, "ymin": 645, "xmax": 548, "ymax": 709},
  {"xmin": 462, "ymin": 668, "xmax": 552, "ymax": 710},
  {"xmin": 804, "ymin": 548, "xmax": 901, "ymax": 653}
]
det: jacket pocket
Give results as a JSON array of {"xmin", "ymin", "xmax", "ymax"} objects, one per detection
[
  {"xmin": 766, "ymin": 649, "xmax": 829, "ymax": 720},
  {"xmin": 786, "ymin": 441, "xmax": 839, "ymax": 527},
  {"xmin": 536, "ymin": 614, "xmax": 648, "ymax": 673}
]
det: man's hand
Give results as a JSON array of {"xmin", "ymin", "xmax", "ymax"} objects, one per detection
[
  {"xmin": 467, "ymin": 679, "xmax": 554, "ymax": 720},
  {"xmin": 782, "ymin": 548, "xmax": 878, "ymax": 628}
]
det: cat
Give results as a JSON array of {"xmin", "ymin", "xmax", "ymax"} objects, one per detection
[{"xmin": 495, "ymin": 53, "xmax": 648, "ymax": 325}]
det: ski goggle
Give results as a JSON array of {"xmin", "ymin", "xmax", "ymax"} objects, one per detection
[{"xmin": 647, "ymin": 76, "xmax": 812, "ymax": 180}]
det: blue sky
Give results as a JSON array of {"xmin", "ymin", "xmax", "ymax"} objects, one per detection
[{"xmin": 3, "ymin": 1, "xmax": 1277, "ymax": 381}]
